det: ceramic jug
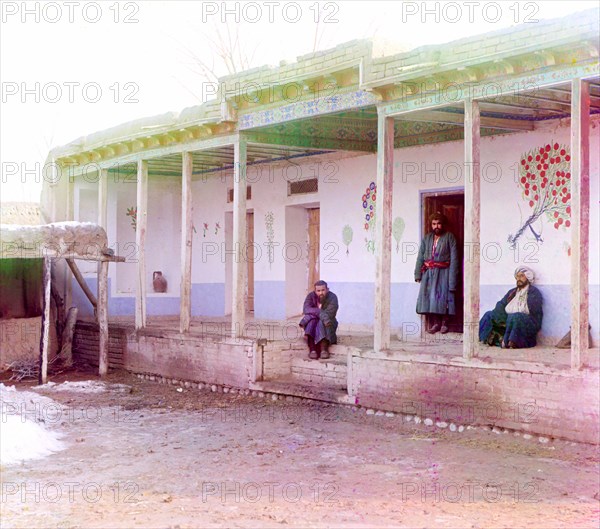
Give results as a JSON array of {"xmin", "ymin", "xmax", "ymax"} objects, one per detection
[{"xmin": 153, "ymin": 271, "xmax": 167, "ymax": 293}]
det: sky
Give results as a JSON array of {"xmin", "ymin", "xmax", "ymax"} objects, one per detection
[{"xmin": 1, "ymin": 0, "xmax": 597, "ymax": 202}]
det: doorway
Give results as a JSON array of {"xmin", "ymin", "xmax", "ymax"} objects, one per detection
[
  {"xmin": 307, "ymin": 208, "xmax": 320, "ymax": 292},
  {"xmin": 422, "ymin": 191, "xmax": 464, "ymax": 333},
  {"xmin": 284, "ymin": 205, "xmax": 319, "ymax": 318}
]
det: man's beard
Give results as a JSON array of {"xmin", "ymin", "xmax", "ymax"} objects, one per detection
[
  {"xmin": 433, "ymin": 228, "xmax": 443, "ymax": 235},
  {"xmin": 516, "ymin": 280, "xmax": 527, "ymax": 288},
  {"xmin": 318, "ymin": 294, "xmax": 326, "ymax": 302}
]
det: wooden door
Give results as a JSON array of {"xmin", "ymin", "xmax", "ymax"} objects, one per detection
[
  {"xmin": 423, "ymin": 193, "xmax": 464, "ymax": 332},
  {"xmin": 307, "ymin": 208, "xmax": 320, "ymax": 292},
  {"xmin": 247, "ymin": 212, "xmax": 254, "ymax": 312}
]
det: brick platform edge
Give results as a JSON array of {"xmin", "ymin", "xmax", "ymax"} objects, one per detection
[
  {"xmin": 350, "ymin": 355, "xmax": 600, "ymax": 445},
  {"xmin": 73, "ymin": 322, "xmax": 600, "ymax": 444}
]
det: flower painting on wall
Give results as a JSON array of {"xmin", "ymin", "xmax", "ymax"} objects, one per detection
[
  {"xmin": 508, "ymin": 142, "xmax": 571, "ymax": 250},
  {"xmin": 126, "ymin": 206, "xmax": 137, "ymax": 232},
  {"xmin": 362, "ymin": 181, "xmax": 376, "ymax": 253}
]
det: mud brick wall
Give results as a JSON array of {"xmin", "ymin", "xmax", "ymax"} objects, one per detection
[
  {"xmin": 261, "ymin": 339, "xmax": 306, "ymax": 381},
  {"xmin": 351, "ymin": 356, "xmax": 600, "ymax": 444},
  {"xmin": 291, "ymin": 358, "xmax": 347, "ymax": 389},
  {"xmin": 72, "ymin": 321, "xmax": 125, "ymax": 369},
  {"xmin": 125, "ymin": 331, "xmax": 253, "ymax": 388}
]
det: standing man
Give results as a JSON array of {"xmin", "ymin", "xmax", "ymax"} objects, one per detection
[
  {"xmin": 299, "ymin": 280, "xmax": 338, "ymax": 360},
  {"xmin": 415, "ymin": 212, "xmax": 459, "ymax": 334},
  {"xmin": 479, "ymin": 267, "xmax": 543, "ymax": 349}
]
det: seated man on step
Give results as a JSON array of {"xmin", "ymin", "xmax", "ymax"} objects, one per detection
[
  {"xmin": 299, "ymin": 280, "xmax": 338, "ymax": 360},
  {"xmin": 479, "ymin": 266, "xmax": 543, "ymax": 349}
]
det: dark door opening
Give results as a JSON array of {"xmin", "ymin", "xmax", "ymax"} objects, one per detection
[
  {"xmin": 423, "ymin": 192, "xmax": 465, "ymax": 333},
  {"xmin": 307, "ymin": 208, "xmax": 320, "ymax": 293}
]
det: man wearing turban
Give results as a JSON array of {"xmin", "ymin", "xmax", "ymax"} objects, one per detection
[{"xmin": 479, "ymin": 266, "xmax": 543, "ymax": 348}]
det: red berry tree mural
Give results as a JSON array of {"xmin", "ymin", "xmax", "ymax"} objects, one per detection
[{"xmin": 508, "ymin": 141, "xmax": 571, "ymax": 249}]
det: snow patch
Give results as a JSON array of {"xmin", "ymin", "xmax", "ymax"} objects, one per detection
[
  {"xmin": 0, "ymin": 383, "xmax": 66, "ymax": 466},
  {"xmin": 34, "ymin": 380, "xmax": 130, "ymax": 393}
]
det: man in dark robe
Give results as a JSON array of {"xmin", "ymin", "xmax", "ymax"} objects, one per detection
[
  {"xmin": 479, "ymin": 267, "xmax": 543, "ymax": 349},
  {"xmin": 299, "ymin": 280, "xmax": 338, "ymax": 360},
  {"xmin": 414, "ymin": 212, "xmax": 459, "ymax": 334}
]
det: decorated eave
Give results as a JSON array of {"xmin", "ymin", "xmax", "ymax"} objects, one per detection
[{"xmin": 47, "ymin": 8, "xmax": 600, "ymax": 178}]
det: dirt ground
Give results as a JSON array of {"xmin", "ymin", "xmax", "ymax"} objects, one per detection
[{"xmin": 1, "ymin": 367, "xmax": 599, "ymax": 529}]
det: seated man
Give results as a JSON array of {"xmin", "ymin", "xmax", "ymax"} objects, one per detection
[
  {"xmin": 299, "ymin": 280, "xmax": 338, "ymax": 360},
  {"xmin": 479, "ymin": 266, "xmax": 543, "ymax": 349}
]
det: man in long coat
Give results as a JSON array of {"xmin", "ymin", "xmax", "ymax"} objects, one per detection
[
  {"xmin": 414, "ymin": 212, "xmax": 459, "ymax": 334},
  {"xmin": 299, "ymin": 280, "xmax": 338, "ymax": 360},
  {"xmin": 479, "ymin": 267, "xmax": 543, "ymax": 349}
]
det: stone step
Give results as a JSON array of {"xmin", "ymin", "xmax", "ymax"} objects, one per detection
[
  {"xmin": 249, "ymin": 378, "xmax": 352, "ymax": 404},
  {"xmin": 290, "ymin": 354, "xmax": 347, "ymax": 389}
]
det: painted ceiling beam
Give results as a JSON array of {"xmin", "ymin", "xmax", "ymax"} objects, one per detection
[
  {"xmin": 244, "ymin": 132, "xmax": 375, "ymax": 153},
  {"xmin": 395, "ymin": 110, "xmax": 534, "ymax": 131}
]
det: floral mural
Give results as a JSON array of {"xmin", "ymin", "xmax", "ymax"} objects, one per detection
[
  {"xmin": 126, "ymin": 206, "xmax": 137, "ymax": 232},
  {"xmin": 508, "ymin": 141, "xmax": 571, "ymax": 249},
  {"xmin": 362, "ymin": 181, "xmax": 376, "ymax": 253},
  {"xmin": 392, "ymin": 216, "xmax": 405, "ymax": 253},
  {"xmin": 265, "ymin": 211, "xmax": 275, "ymax": 270},
  {"xmin": 342, "ymin": 225, "xmax": 353, "ymax": 256}
]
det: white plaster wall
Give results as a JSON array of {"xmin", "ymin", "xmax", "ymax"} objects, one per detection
[
  {"xmin": 114, "ymin": 177, "xmax": 137, "ymax": 294},
  {"xmin": 74, "ymin": 183, "xmax": 99, "ymax": 275},
  {"xmin": 191, "ymin": 172, "xmax": 229, "ymax": 283}
]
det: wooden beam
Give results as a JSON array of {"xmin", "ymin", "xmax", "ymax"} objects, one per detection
[
  {"xmin": 244, "ymin": 133, "xmax": 375, "ymax": 153},
  {"xmin": 373, "ymin": 113, "xmax": 394, "ymax": 352},
  {"xmin": 231, "ymin": 136, "xmax": 247, "ymax": 338},
  {"xmin": 135, "ymin": 160, "xmax": 148, "ymax": 330},
  {"xmin": 570, "ymin": 79, "xmax": 591, "ymax": 369},
  {"xmin": 180, "ymin": 151, "xmax": 193, "ymax": 333},
  {"xmin": 66, "ymin": 258, "xmax": 97, "ymax": 309},
  {"xmin": 463, "ymin": 99, "xmax": 481, "ymax": 360},
  {"xmin": 98, "ymin": 260, "xmax": 109, "ymax": 376},
  {"xmin": 39, "ymin": 257, "xmax": 51, "ymax": 385},
  {"xmin": 395, "ymin": 110, "xmax": 534, "ymax": 131}
]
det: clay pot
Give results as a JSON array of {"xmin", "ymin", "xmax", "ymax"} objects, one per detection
[{"xmin": 153, "ymin": 271, "xmax": 167, "ymax": 293}]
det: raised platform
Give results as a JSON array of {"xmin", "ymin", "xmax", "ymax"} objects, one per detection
[{"xmin": 72, "ymin": 315, "xmax": 600, "ymax": 444}]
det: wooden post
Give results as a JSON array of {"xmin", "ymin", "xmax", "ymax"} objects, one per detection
[
  {"xmin": 463, "ymin": 98, "xmax": 481, "ymax": 359},
  {"xmin": 66, "ymin": 176, "xmax": 75, "ymax": 221},
  {"xmin": 180, "ymin": 152, "xmax": 193, "ymax": 333},
  {"xmin": 98, "ymin": 168, "xmax": 108, "ymax": 229},
  {"xmin": 570, "ymin": 79, "xmax": 590, "ymax": 369},
  {"xmin": 135, "ymin": 160, "xmax": 148, "ymax": 330},
  {"xmin": 60, "ymin": 307, "xmax": 78, "ymax": 367},
  {"xmin": 97, "ymin": 167, "xmax": 109, "ymax": 326},
  {"xmin": 98, "ymin": 260, "xmax": 109, "ymax": 376},
  {"xmin": 231, "ymin": 136, "xmax": 247, "ymax": 338},
  {"xmin": 374, "ymin": 113, "xmax": 395, "ymax": 352},
  {"xmin": 66, "ymin": 258, "xmax": 97, "ymax": 310},
  {"xmin": 39, "ymin": 257, "xmax": 52, "ymax": 385},
  {"xmin": 65, "ymin": 165, "xmax": 74, "ymax": 312}
]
